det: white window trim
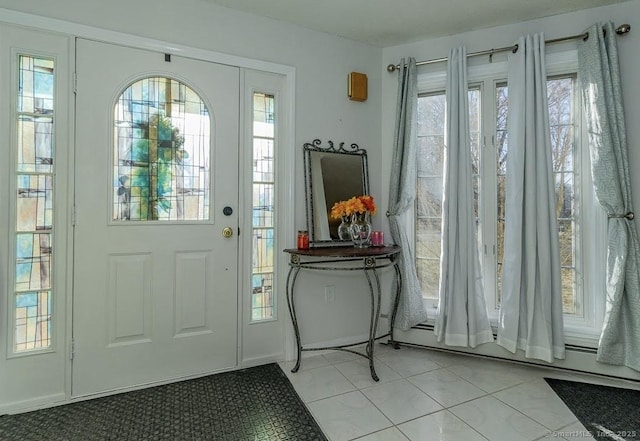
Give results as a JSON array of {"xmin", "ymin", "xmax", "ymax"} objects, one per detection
[
  {"xmin": 245, "ymin": 86, "xmax": 279, "ymax": 325},
  {"xmin": 6, "ymin": 49, "xmax": 65, "ymax": 359},
  {"xmin": 415, "ymin": 48, "xmax": 606, "ymax": 347}
]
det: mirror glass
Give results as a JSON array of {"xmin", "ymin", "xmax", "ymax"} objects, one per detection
[{"xmin": 304, "ymin": 140, "xmax": 369, "ymax": 245}]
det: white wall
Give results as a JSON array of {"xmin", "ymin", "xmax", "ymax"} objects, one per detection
[
  {"xmin": 3, "ymin": 0, "xmax": 638, "ymax": 392},
  {"xmin": 0, "ymin": 0, "xmax": 384, "ymax": 235},
  {"xmin": 0, "ymin": 0, "xmax": 384, "ymax": 412},
  {"xmin": 381, "ymin": 0, "xmax": 640, "ymax": 379},
  {"xmin": 381, "ymin": 0, "xmax": 640, "ymax": 234}
]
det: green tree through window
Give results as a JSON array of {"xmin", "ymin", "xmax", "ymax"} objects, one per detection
[{"xmin": 114, "ymin": 77, "xmax": 209, "ymax": 221}]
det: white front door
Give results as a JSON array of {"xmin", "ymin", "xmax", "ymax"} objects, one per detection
[{"xmin": 73, "ymin": 39, "xmax": 240, "ymax": 396}]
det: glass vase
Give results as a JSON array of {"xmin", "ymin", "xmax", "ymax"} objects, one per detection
[
  {"xmin": 337, "ymin": 215, "xmax": 351, "ymax": 240},
  {"xmin": 350, "ymin": 212, "xmax": 372, "ymax": 248}
]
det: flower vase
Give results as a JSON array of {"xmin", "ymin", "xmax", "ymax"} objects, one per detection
[
  {"xmin": 350, "ymin": 212, "xmax": 372, "ymax": 248},
  {"xmin": 337, "ymin": 215, "xmax": 351, "ymax": 240}
]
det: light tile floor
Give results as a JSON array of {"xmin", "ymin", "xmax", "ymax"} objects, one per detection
[{"xmin": 279, "ymin": 343, "xmax": 640, "ymax": 441}]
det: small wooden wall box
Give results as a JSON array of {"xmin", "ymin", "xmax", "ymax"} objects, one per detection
[{"xmin": 348, "ymin": 72, "xmax": 368, "ymax": 102}]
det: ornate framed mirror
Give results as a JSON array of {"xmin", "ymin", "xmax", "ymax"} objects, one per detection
[{"xmin": 303, "ymin": 139, "xmax": 369, "ymax": 246}]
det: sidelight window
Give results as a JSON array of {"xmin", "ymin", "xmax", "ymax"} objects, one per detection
[
  {"xmin": 13, "ymin": 55, "xmax": 55, "ymax": 352},
  {"xmin": 250, "ymin": 92, "xmax": 276, "ymax": 321}
]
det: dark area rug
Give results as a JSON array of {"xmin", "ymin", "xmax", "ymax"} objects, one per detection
[
  {"xmin": 545, "ymin": 377, "xmax": 640, "ymax": 440},
  {"xmin": 0, "ymin": 363, "xmax": 327, "ymax": 441}
]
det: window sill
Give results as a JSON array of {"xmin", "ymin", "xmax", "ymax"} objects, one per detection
[{"xmin": 421, "ymin": 300, "xmax": 600, "ymax": 349}]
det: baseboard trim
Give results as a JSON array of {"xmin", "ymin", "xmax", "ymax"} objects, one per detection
[
  {"xmin": 0, "ymin": 392, "xmax": 67, "ymax": 416},
  {"xmin": 240, "ymin": 353, "xmax": 284, "ymax": 368}
]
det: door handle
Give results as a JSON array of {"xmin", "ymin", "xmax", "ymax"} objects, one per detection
[{"xmin": 222, "ymin": 227, "xmax": 233, "ymax": 238}]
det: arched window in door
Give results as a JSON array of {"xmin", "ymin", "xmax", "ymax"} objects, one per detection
[{"xmin": 113, "ymin": 77, "xmax": 210, "ymax": 221}]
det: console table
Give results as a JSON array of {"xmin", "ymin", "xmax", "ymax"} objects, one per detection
[{"xmin": 283, "ymin": 245, "xmax": 401, "ymax": 381}]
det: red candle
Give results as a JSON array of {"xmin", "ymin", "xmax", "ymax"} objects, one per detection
[
  {"xmin": 297, "ymin": 230, "xmax": 309, "ymax": 250},
  {"xmin": 371, "ymin": 231, "xmax": 384, "ymax": 246}
]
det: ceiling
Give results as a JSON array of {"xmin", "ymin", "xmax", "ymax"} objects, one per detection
[{"xmin": 205, "ymin": 0, "xmax": 628, "ymax": 47}]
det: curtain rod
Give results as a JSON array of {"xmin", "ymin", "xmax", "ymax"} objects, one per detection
[{"xmin": 387, "ymin": 23, "xmax": 631, "ymax": 72}]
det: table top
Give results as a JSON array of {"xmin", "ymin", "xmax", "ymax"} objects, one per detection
[{"xmin": 284, "ymin": 244, "xmax": 400, "ymax": 258}]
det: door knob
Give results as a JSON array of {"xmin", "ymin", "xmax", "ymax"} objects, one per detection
[{"xmin": 222, "ymin": 227, "xmax": 233, "ymax": 238}]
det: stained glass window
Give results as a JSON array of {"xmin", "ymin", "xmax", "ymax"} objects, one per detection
[
  {"xmin": 251, "ymin": 93, "xmax": 275, "ymax": 321},
  {"xmin": 113, "ymin": 77, "xmax": 210, "ymax": 221},
  {"xmin": 14, "ymin": 55, "xmax": 55, "ymax": 352}
]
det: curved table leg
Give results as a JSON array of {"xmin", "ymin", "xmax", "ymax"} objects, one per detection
[
  {"xmin": 363, "ymin": 267, "xmax": 381, "ymax": 382},
  {"xmin": 389, "ymin": 262, "xmax": 402, "ymax": 349},
  {"xmin": 285, "ymin": 265, "xmax": 302, "ymax": 373}
]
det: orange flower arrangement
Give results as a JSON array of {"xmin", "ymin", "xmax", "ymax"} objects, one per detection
[{"xmin": 330, "ymin": 195, "xmax": 377, "ymax": 219}]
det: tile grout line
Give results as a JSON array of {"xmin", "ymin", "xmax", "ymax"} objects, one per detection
[
  {"xmin": 286, "ymin": 345, "xmax": 600, "ymax": 441},
  {"xmin": 352, "ymin": 354, "xmax": 491, "ymax": 440}
]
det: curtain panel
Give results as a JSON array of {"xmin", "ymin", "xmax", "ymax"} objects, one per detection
[
  {"xmin": 578, "ymin": 22, "xmax": 640, "ymax": 371},
  {"xmin": 388, "ymin": 57, "xmax": 429, "ymax": 330},
  {"xmin": 434, "ymin": 46, "xmax": 493, "ymax": 347},
  {"xmin": 497, "ymin": 33, "xmax": 565, "ymax": 362}
]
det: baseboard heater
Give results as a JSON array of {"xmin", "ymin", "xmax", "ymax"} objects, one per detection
[
  {"xmin": 394, "ymin": 323, "xmax": 640, "ymax": 384},
  {"xmin": 411, "ymin": 323, "xmax": 598, "ymax": 354}
]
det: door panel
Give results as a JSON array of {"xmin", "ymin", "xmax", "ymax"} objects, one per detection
[{"xmin": 73, "ymin": 39, "xmax": 239, "ymax": 396}]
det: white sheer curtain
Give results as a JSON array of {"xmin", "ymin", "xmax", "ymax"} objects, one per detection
[
  {"xmin": 579, "ymin": 22, "xmax": 640, "ymax": 371},
  {"xmin": 434, "ymin": 47, "xmax": 493, "ymax": 347},
  {"xmin": 388, "ymin": 57, "xmax": 429, "ymax": 330},
  {"xmin": 497, "ymin": 33, "xmax": 565, "ymax": 362}
]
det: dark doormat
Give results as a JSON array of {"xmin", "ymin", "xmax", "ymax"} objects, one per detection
[
  {"xmin": 544, "ymin": 377, "xmax": 640, "ymax": 440},
  {"xmin": 0, "ymin": 363, "xmax": 327, "ymax": 441}
]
